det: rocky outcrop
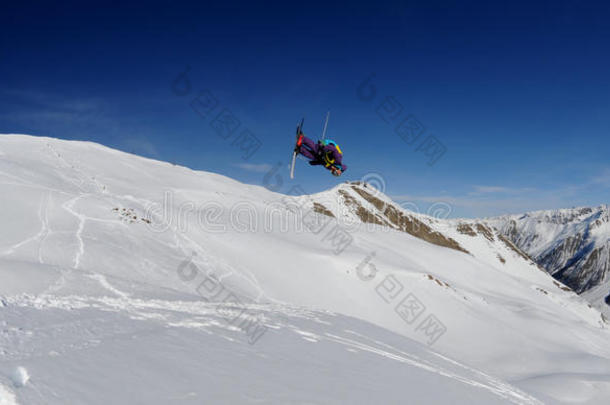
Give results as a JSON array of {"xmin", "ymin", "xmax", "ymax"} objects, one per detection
[
  {"xmin": 316, "ymin": 183, "xmax": 470, "ymax": 255},
  {"xmin": 312, "ymin": 202, "xmax": 335, "ymax": 218},
  {"xmin": 348, "ymin": 185, "xmax": 469, "ymax": 254}
]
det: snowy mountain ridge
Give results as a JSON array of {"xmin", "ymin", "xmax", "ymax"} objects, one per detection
[
  {"xmin": 1, "ymin": 134, "xmax": 610, "ymax": 404},
  {"xmin": 487, "ymin": 206, "xmax": 610, "ymax": 317}
]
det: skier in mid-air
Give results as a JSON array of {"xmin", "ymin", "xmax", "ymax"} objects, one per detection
[{"xmin": 295, "ymin": 130, "xmax": 347, "ymax": 177}]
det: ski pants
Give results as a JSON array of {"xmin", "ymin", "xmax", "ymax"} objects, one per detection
[{"xmin": 299, "ymin": 136, "xmax": 320, "ymax": 161}]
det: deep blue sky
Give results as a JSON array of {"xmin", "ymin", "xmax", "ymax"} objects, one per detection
[{"xmin": 1, "ymin": 0, "xmax": 609, "ymax": 217}]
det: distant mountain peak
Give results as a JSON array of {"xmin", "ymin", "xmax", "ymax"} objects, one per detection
[{"xmin": 488, "ymin": 205, "xmax": 610, "ymax": 314}]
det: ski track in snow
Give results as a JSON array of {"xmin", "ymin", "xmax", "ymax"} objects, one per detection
[
  {"xmin": 2, "ymin": 293, "xmax": 540, "ymax": 405},
  {"xmin": 87, "ymin": 274, "xmax": 130, "ymax": 299},
  {"xmin": 166, "ymin": 211, "xmax": 272, "ymax": 304},
  {"xmin": 47, "ymin": 142, "xmax": 108, "ymax": 195},
  {"xmin": 111, "ymin": 192, "xmax": 260, "ymax": 291},
  {"xmin": 339, "ymin": 329, "xmax": 542, "ymax": 404},
  {"xmin": 36, "ymin": 192, "xmax": 50, "ymax": 264},
  {"xmin": 62, "ymin": 195, "xmax": 86, "ymax": 270},
  {"xmin": 1, "ymin": 143, "xmax": 112, "ymax": 269},
  {"xmin": 322, "ymin": 332, "xmax": 541, "ymax": 405},
  {"xmin": 1, "ymin": 193, "xmax": 51, "ymax": 259}
]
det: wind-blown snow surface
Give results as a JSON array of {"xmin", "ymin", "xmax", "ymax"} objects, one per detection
[{"xmin": 1, "ymin": 134, "xmax": 609, "ymax": 404}]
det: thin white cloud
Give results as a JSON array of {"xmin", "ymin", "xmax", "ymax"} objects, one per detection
[
  {"xmin": 2, "ymin": 89, "xmax": 102, "ymax": 113},
  {"xmin": 390, "ymin": 183, "xmax": 591, "ymax": 218},
  {"xmin": 470, "ymin": 185, "xmax": 537, "ymax": 195},
  {"xmin": 472, "ymin": 186, "xmax": 511, "ymax": 194},
  {"xmin": 234, "ymin": 163, "xmax": 273, "ymax": 173},
  {"xmin": 391, "ymin": 193, "xmax": 571, "ymax": 218},
  {"xmin": 0, "ymin": 89, "xmax": 116, "ymax": 132}
]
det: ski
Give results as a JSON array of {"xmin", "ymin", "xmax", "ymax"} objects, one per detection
[
  {"xmin": 290, "ymin": 151, "xmax": 297, "ymax": 179},
  {"xmin": 320, "ymin": 111, "xmax": 330, "ymax": 141}
]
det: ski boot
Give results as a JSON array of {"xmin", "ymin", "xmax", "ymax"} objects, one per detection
[{"xmin": 295, "ymin": 132, "xmax": 304, "ymax": 153}]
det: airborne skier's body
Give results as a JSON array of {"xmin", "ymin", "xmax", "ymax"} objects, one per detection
[{"xmin": 295, "ymin": 132, "xmax": 347, "ymax": 177}]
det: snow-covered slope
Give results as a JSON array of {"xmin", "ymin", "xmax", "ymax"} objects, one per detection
[
  {"xmin": 488, "ymin": 207, "xmax": 610, "ymax": 317},
  {"xmin": 1, "ymin": 134, "xmax": 610, "ymax": 404}
]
